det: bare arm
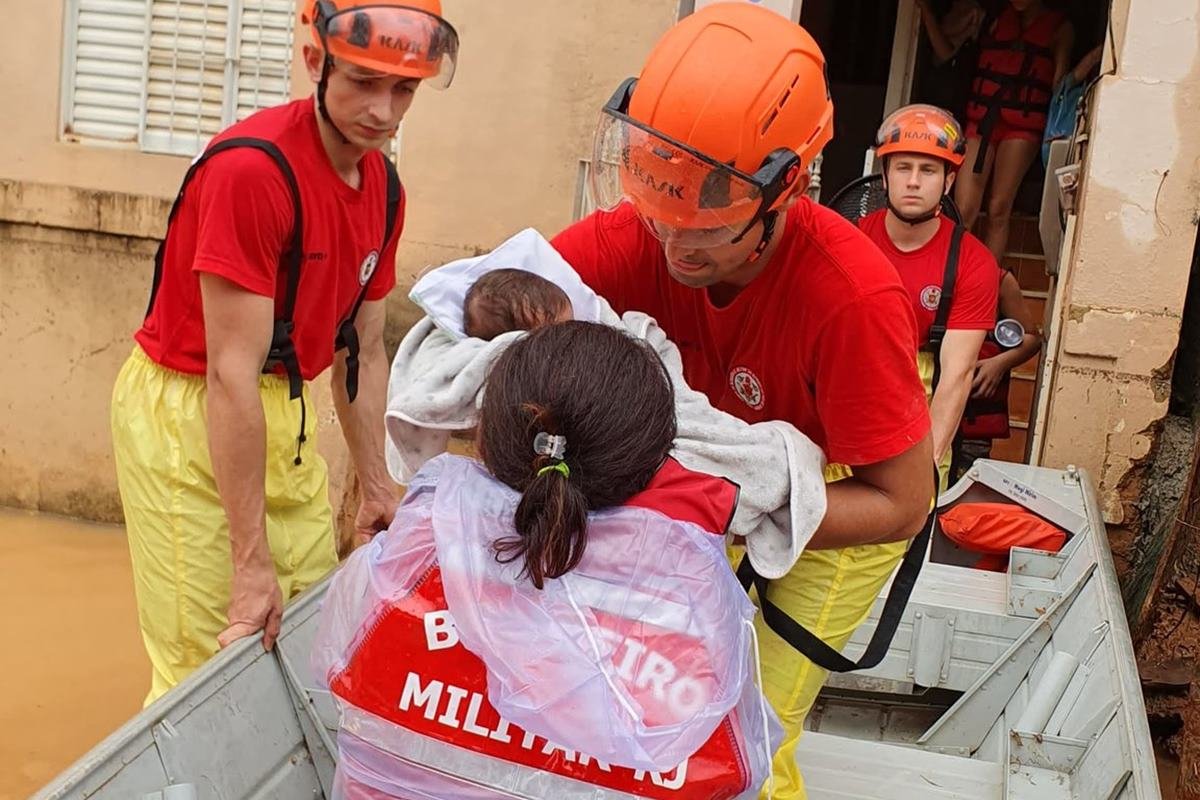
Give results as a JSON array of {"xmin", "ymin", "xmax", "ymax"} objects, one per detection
[
  {"xmin": 916, "ymin": 0, "xmax": 958, "ymax": 65},
  {"xmin": 200, "ymin": 272, "xmax": 284, "ymax": 651},
  {"xmin": 332, "ymin": 298, "xmax": 398, "ymax": 544},
  {"xmin": 931, "ymin": 329, "xmax": 988, "ymax": 462},
  {"xmin": 973, "ymin": 271, "xmax": 1043, "ymax": 398},
  {"xmin": 808, "ymin": 434, "xmax": 936, "ymax": 549}
]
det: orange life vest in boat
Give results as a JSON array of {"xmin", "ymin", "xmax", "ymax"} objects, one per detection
[{"xmin": 940, "ymin": 501, "xmax": 1066, "ymax": 572}]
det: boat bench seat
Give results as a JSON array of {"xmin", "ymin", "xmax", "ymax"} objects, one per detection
[{"xmin": 796, "ymin": 731, "xmax": 1001, "ymax": 800}]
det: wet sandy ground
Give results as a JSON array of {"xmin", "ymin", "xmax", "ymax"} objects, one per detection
[{"xmin": 0, "ymin": 509, "xmax": 146, "ymax": 799}]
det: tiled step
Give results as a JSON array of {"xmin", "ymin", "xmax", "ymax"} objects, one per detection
[
  {"xmin": 971, "ymin": 213, "xmax": 1043, "ymax": 257},
  {"xmin": 1005, "ymin": 255, "xmax": 1051, "ymax": 293},
  {"xmin": 1009, "ymin": 375, "xmax": 1036, "ymax": 422}
]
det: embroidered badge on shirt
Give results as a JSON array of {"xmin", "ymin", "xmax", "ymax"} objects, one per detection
[
  {"xmin": 920, "ymin": 284, "xmax": 942, "ymax": 311},
  {"xmin": 359, "ymin": 250, "xmax": 380, "ymax": 286},
  {"xmin": 730, "ymin": 366, "xmax": 765, "ymax": 411}
]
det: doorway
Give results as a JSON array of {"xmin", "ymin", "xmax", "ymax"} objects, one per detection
[
  {"xmin": 800, "ymin": 0, "xmax": 902, "ymax": 203},
  {"xmin": 809, "ymin": 0, "xmax": 1110, "ymax": 465}
]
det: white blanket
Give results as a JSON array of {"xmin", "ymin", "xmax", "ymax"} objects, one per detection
[{"xmin": 386, "ymin": 229, "xmax": 827, "ymax": 579}]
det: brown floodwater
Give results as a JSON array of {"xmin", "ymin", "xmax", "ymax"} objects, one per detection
[{"xmin": 0, "ymin": 509, "xmax": 146, "ymax": 800}]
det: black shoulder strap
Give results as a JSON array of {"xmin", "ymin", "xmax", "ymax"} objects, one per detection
[
  {"xmin": 382, "ymin": 156, "xmax": 404, "ymax": 252},
  {"xmin": 927, "ymin": 223, "xmax": 966, "ymax": 394},
  {"xmin": 146, "ymin": 138, "xmax": 302, "ymax": 318},
  {"xmin": 145, "ymin": 136, "xmax": 305, "ymax": 400},
  {"xmin": 335, "ymin": 154, "xmax": 404, "ymax": 403},
  {"xmin": 736, "ymin": 464, "xmax": 939, "ymax": 673}
]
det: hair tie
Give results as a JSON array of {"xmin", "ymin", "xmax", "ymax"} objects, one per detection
[
  {"xmin": 537, "ymin": 462, "xmax": 570, "ymax": 479},
  {"xmin": 533, "ymin": 431, "xmax": 567, "ymax": 460}
]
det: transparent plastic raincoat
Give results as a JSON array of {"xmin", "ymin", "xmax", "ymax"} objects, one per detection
[{"xmin": 313, "ymin": 455, "xmax": 780, "ymax": 799}]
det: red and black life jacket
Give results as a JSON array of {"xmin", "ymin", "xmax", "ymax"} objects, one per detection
[
  {"xmin": 145, "ymin": 138, "xmax": 403, "ymax": 464},
  {"xmin": 966, "ymin": 5, "xmax": 1066, "ymax": 135}
]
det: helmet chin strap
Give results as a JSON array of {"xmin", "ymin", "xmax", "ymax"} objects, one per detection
[
  {"xmin": 886, "ymin": 196, "xmax": 943, "ymax": 226},
  {"xmin": 746, "ymin": 211, "xmax": 778, "ymax": 263},
  {"xmin": 317, "ymin": 54, "xmax": 351, "ymax": 145},
  {"xmin": 881, "ymin": 171, "xmax": 948, "ymax": 226},
  {"xmin": 730, "ymin": 210, "xmax": 779, "ymax": 264}
]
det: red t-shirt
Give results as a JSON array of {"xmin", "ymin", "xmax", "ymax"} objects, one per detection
[
  {"xmin": 551, "ymin": 200, "xmax": 930, "ymax": 467},
  {"xmin": 136, "ymin": 98, "xmax": 403, "ymax": 380},
  {"xmin": 858, "ymin": 211, "xmax": 999, "ymax": 346}
]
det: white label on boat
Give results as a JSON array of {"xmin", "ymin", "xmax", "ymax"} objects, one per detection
[{"xmin": 1000, "ymin": 476, "xmax": 1041, "ymax": 505}]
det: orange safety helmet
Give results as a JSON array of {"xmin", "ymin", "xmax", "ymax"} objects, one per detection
[
  {"xmin": 300, "ymin": 0, "xmax": 459, "ymax": 89},
  {"xmin": 632, "ymin": 3, "xmax": 832, "ymax": 178},
  {"xmin": 591, "ymin": 3, "xmax": 833, "ymax": 252},
  {"xmin": 874, "ymin": 104, "xmax": 966, "ymax": 170}
]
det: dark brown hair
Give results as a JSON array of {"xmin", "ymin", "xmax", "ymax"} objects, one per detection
[
  {"xmin": 478, "ymin": 321, "xmax": 677, "ymax": 588},
  {"xmin": 463, "ymin": 268, "xmax": 574, "ymax": 340}
]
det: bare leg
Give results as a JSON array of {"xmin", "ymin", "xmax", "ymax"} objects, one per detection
[
  {"xmin": 953, "ymin": 136, "xmax": 995, "ymax": 231},
  {"xmin": 983, "ymin": 137, "xmax": 1040, "ymax": 261}
]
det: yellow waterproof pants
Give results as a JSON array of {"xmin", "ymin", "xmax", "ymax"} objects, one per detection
[
  {"xmin": 745, "ymin": 464, "xmax": 908, "ymax": 799},
  {"xmin": 752, "ymin": 354, "xmax": 945, "ymax": 798},
  {"xmin": 111, "ymin": 347, "xmax": 338, "ymax": 705},
  {"xmin": 918, "ymin": 350, "xmax": 953, "ymax": 494}
]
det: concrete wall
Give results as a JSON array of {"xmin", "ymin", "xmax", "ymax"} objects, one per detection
[
  {"xmin": 0, "ymin": 184, "xmax": 163, "ymax": 520},
  {"xmin": 0, "ymin": 0, "xmax": 677, "ymax": 521},
  {"xmin": 387, "ymin": 0, "xmax": 679, "ymax": 334},
  {"xmin": 1037, "ymin": 0, "xmax": 1200, "ymax": 523}
]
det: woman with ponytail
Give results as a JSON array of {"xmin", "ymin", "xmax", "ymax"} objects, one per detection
[
  {"xmin": 314, "ymin": 321, "xmax": 778, "ymax": 800},
  {"xmin": 480, "ymin": 322, "xmax": 678, "ymax": 589}
]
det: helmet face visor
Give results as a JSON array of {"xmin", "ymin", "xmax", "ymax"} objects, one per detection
[
  {"xmin": 317, "ymin": 3, "xmax": 459, "ymax": 88},
  {"xmin": 590, "ymin": 86, "xmax": 767, "ymax": 249}
]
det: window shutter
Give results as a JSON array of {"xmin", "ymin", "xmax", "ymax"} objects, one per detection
[
  {"xmin": 63, "ymin": 0, "xmax": 148, "ymax": 143},
  {"xmin": 142, "ymin": 0, "xmax": 231, "ymax": 155},
  {"xmin": 62, "ymin": 0, "xmax": 295, "ymax": 154},
  {"xmin": 234, "ymin": 0, "xmax": 295, "ymax": 121}
]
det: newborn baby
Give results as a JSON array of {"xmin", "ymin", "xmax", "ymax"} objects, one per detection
[{"xmin": 462, "ymin": 268, "xmax": 574, "ymax": 340}]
